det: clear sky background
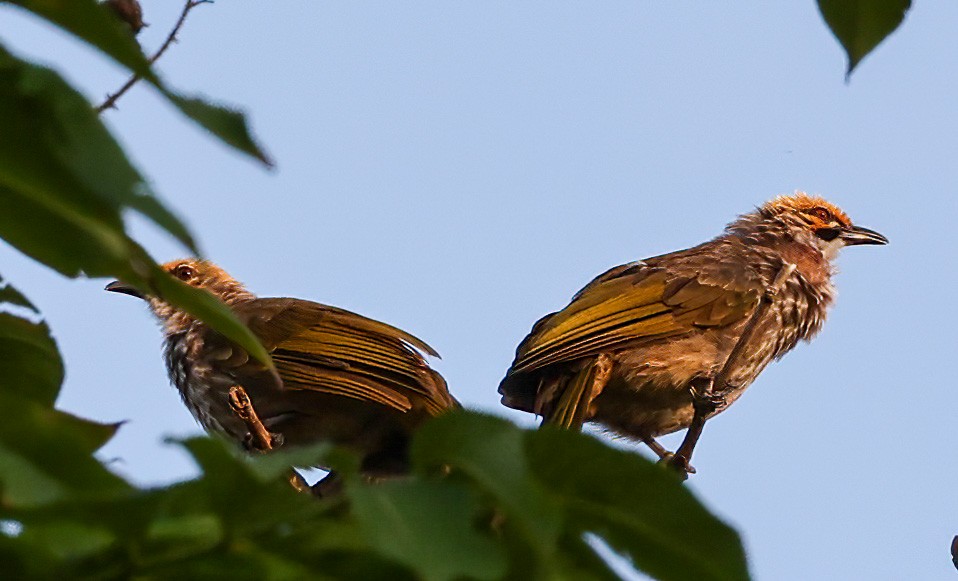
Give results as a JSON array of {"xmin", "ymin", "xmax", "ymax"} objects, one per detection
[{"xmin": 3, "ymin": 2, "xmax": 956, "ymax": 579}]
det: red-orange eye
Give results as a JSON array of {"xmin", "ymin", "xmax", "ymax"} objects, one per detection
[
  {"xmin": 173, "ymin": 264, "xmax": 195, "ymax": 281},
  {"xmin": 810, "ymin": 207, "xmax": 832, "ymax": 222}
]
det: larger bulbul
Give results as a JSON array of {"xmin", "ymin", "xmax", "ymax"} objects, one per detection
[
  {"xmin": 498, "ymin": 193, "xmax": 886, "ymax": 472},
  {"xmin": 107, "ymin": 260, "xmax": 456, "ymax": 476}
]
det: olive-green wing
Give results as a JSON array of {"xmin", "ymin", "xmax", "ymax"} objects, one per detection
[
  {"xmin": 508, "ymin": 265, "xmax": 760, "ymax": 375},
  {"xmin": 223, "ymin": 298, "xmax": 455, "ymax": 416}
]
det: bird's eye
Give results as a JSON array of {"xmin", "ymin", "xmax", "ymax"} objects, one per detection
[
  {"xmin": 173, "ymin": 264, "xmax": 195, "ymax": 281},
  {"xmin": 809, "ymin": 207, "xmax": 832, "ymax": 222}
]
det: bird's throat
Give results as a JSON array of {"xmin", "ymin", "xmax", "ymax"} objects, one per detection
[{"xmin": 774, "ymin": 239, "xmax": 832, "ymax": 286}]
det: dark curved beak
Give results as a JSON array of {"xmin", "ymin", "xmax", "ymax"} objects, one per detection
[
  {"xmin": 105, "ymin": 280, "xmax": 144, "ymax": 299},
  {"xmin": 841, "ymin": 225, "xmax": 888, "ymax": 246}
]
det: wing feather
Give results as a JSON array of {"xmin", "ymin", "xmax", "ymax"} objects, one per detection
[
  {"xmin": 507, "ymin": 266, "xmax": 759, "ymax": 375},
  {"xmin": 213, "ymin": 298, "xmax": 454, "ymax": 416}
]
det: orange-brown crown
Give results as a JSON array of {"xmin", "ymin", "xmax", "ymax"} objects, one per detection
[
  {"xmin": 134, "ymin": 259, "xmax": 255, "ymax": 334},
  {"xmin": 759, "ymin": 192, "xmax": 852, "ymax": 229},
  {"xmin": 160, "ymin": 259, "xmax": 253, "ymax": 305}
]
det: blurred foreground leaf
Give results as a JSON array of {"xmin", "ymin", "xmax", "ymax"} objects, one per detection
[
  {"xmin": 0, "ymin": 408, "xmax": 750, "ymax": 580},
  {"xmin": 0, "ymin": 276, "xmax": 61, "ymax": 405},
  {"xmin": 0, "ymin": 42, "xmax": 196, "ymax": 257},
  {"xmin": 413, "ymin": 409, "xmax": 566, "ymax": 577},
  {"xmin": 414, "ymin": 411, "xmax": 750, "ymax": 581},
  {"xmin": 0, "ymin": 391, "xmax": 127, "ymax": 508},
  {"xmin": 0, "ymin": 46, "xmax": 272, "ymax": 366},
  {"xmin": 349, "ymin": 479, "xmax": 507, "ymax": 581},
  {"xmin": 528, "ymin": 428, "xmax": 750, "ymax": 581},
  {"xmin": 817, "ymin": 0, "xmax": 910, "ymax": 76},
  {"xmin": 0, "ymin": 278, "xmax": 127, "ymax": 508},
  {"xmin": 4, "ymin": 0, "xmax": 272, "ymax": 165}
]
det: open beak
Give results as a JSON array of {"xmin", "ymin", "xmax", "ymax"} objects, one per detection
[
  {"xmin": 841, "ymin": 225, "xmax": 888, "ymax": 246},
  {"xmin": 105, "ymin": 280, "xmax": 145, "ymax": 299}
]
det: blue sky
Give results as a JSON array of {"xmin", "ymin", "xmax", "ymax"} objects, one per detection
[{"xmin": 3, "ymin": 2, "xmax": 957, "ymax": 579}]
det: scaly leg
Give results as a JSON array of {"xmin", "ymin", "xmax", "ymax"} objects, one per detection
[
  {"xmin": 667, "ymin": 262, "xmax": 796, "ymax": 478},
  {"xmin": 229, "ymin": 385, "xmax": 314, "ymax": 495},
  {"xmin": 228, "ymin": 385, "xmax": 282, "ymax": 451},
  {"xmin": 643, "ymin": 436, "xmax": 696, "ymax": 475}
]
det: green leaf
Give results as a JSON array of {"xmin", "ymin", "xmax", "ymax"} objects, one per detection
[
  {"xmin": 0, "ymin": 274, "xmax": 37, "ymax": 312},
  {"xmin": 348, "ymin": 479, "xmax": 507, "ymax": 581},
  {"xmin": 6, "ymin": 0, "xmax": 273, "ymax": 165},
  {"xmin": 525, "ymin": 428, "xmax": 750, "ymax": 581},
  {"xmin": 0, "ymin": 46, "xmax": 273, "ymax": 365},
  {"xmin": 0, "ymin": 312, "xmax": 62, "ymax": 406},
  {"xmin": 0, "ymin": 182, "xmax": 131, "ymax": 279},
  {"xmin": 0, "ymin": 200, "xmax": 270, "ymax": 367},
  {"xmin": 16, "ymin": 521, "xmax": 116, "ymax": 562},
  {"xmin": 244, "ymin": 442, "xmax": 335, "ymax": 482},
  {"xmin": 0, "ymin": 276, "xmax": 61, "ymax": 405},
  {"xmin": 4, "ymin": 0, "xmax": 154, "ymax": 79},
  {"xmin": 817, "ymin": 0, "xmax": 911, "ymax": 76},
  {"xmin": 0, "ymin": 197, "xmax": 275, "ymax": 370},
  {"xmin": 145, "ymin": 513, "xmax": 223, "ymax": 559},
  {"xmin": 556, "ymin": 532, "xmax": 624, "ymax": 581},
  {"xmin": 411, "ymin": 411, "xmax": 562, "ymax": 557},
  {"xmin": 173, "ymin": 437, "xmax": 320, "ymax": 531},
  {"xmin": 0, "ymin": 42, "xmax": 197, "ymax": 254},
  {"xmin": 0, "ymin": 391, "xmax": 128, "ymax": 507},
  {"xmin": 166, "ymin": 93, "xmax": 274, "ymax": 167}
]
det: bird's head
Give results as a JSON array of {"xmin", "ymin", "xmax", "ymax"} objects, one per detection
[
  {"xmin": 106, "ymin": 259, "xmax": 254, "ymax": 331},
  {"xmin": 733, "ymin": 193, "xmax": 887, "ymax": 260}
]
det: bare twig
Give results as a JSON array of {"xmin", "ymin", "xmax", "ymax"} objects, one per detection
[
  {"xmin": 669, "ymin": 262, "xmax": 797, "ymax": 477},
  {"xmin": 96, "ymin": 0, "xmax": 213, "ymax": 113}
]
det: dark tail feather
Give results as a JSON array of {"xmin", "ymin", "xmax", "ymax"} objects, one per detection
[{"xmin": 542, "ymin": 363, "xmax": 597, "ymax": 430}]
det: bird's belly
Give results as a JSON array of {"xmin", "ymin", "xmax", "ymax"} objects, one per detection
[
  {"xmin": 590, "ymin": 333, "xmax": 772, "ymax": 439},
  {"xmin": 176, "ymin": 367, "xmax": 417, "ymax": 464},
  {"xmin": 176, "ymin": 370, "xmax": 250, "ymax": 441},
  {"xmin": 592, "ymin": 374, "xmax": 697, "ymax": 438}
]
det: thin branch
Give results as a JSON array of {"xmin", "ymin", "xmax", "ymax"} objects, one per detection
[{"xmin": 96, "ymin": 0, "xmax": 214, "ymax": 113}]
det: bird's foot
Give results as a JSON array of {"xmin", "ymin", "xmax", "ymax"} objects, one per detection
[
  {"xmin": 242, "ymin": 430, "xmax": 283, "ymax": 453},
  {"xmin": 692, "ymin": 391, "xmax": 726, "ymax": 416},
  {"xmin": 689, "ymin": 377, "xmax": 725, "ymax": 416},
  {"xmin": 658, "ymin": 452, "xmax": 695, "ymax": 480}
]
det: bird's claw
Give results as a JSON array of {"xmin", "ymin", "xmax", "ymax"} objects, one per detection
[
  {"xmin": 693, "ymin": 392, "xmax": 727, "ymax": 415},
  {"xmin": 689, "ymin": 380, "xmax": 726, "ymax": 416},
  {"xmin": 659, "ymin": 453, "xmax": 696, "ymax": 479},
  {"xmin": 242, "ymin": 430, "xmax": 283, "ymax": 452}
]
